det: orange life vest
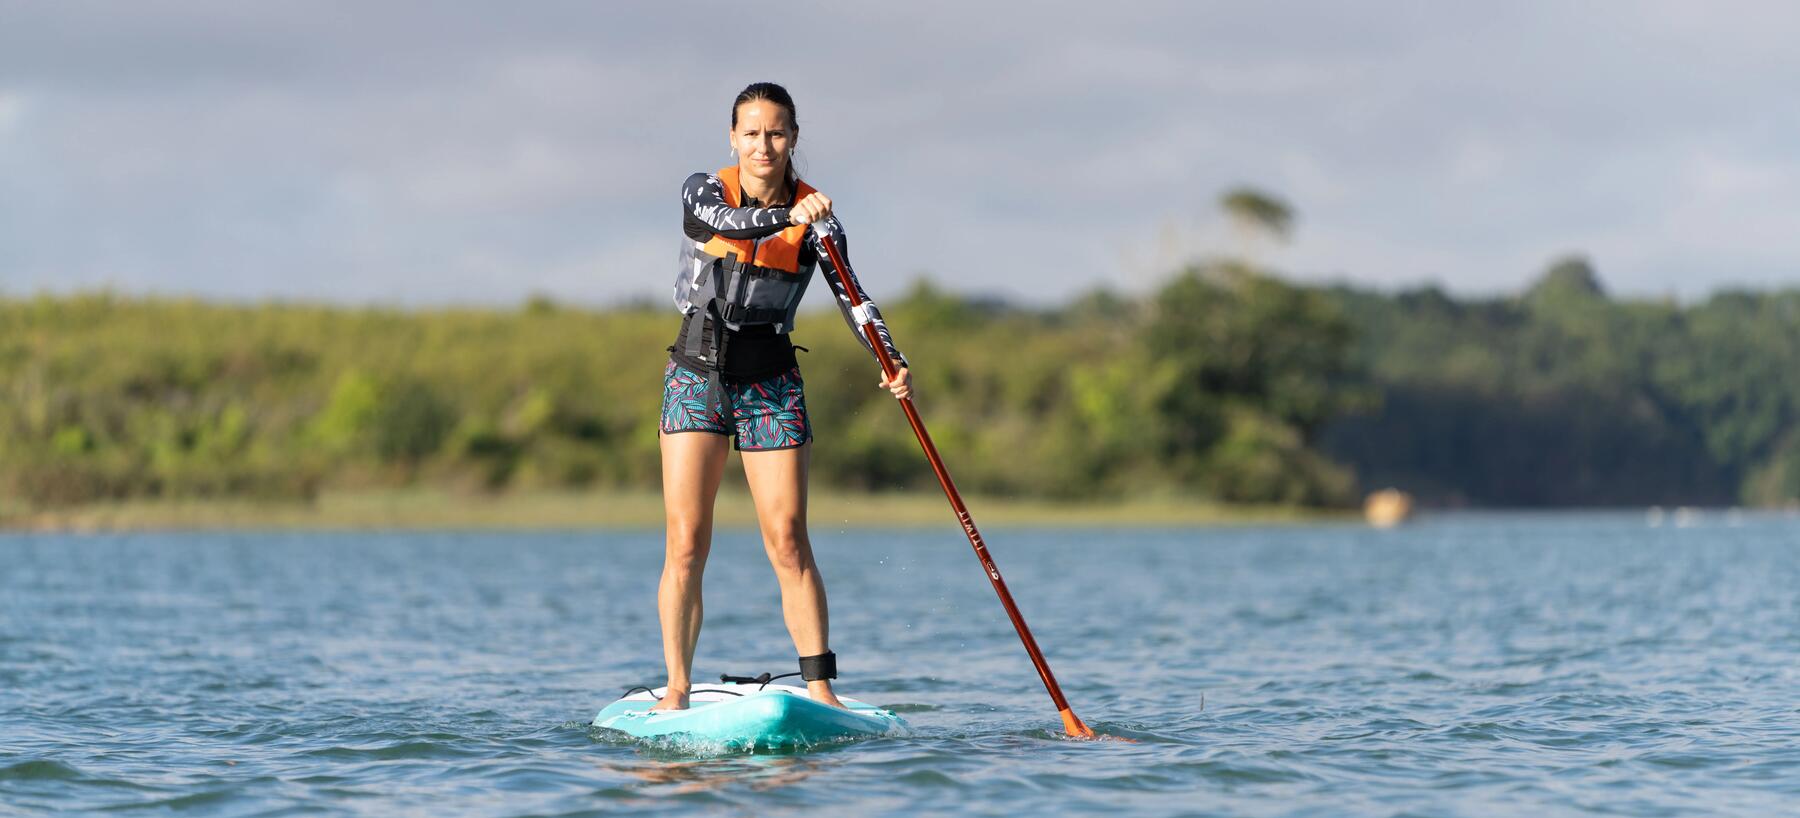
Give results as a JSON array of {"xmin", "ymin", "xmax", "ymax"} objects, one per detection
[{"xmin": 699, "ymin": 165, "xmax": 817, "ymax": 275}]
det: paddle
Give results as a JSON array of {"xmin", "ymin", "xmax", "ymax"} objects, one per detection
[{"xmin": 815, "ymin": 230, "xmax": 1098, "ymax": 740}]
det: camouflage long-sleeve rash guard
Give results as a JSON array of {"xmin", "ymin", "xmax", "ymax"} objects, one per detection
[{"xmin": 672, "ymin": 171, "xmax": 908, "ymax": 368}]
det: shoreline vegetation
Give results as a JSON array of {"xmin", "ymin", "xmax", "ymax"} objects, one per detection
[
  {"xmin": 0, "ymin": 488, "xmax": 1338, "ymax": 532},
  {"xmin": 6, "ymin": 192, "xmax": 1798, "ymax": 520}
]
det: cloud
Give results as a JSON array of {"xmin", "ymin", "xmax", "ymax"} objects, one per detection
[
  {"xmin": 0, "ymin": 91, "xmax": 23, "ymax": 135},
  {"xmin": 2, "ymin": 1, "xmax": 1798, "ymax": 305}
]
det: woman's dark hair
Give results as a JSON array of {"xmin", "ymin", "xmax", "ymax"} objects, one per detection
[
  {"xmin": 731, "ymin": 82, "xmax": 797, "ymax": 131},
  {"xmin": 730, "ymin": 82, "xmax": 801, "ymax": 187}
]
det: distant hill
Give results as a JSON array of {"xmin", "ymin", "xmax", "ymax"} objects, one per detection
[{"xmin": 3, "ymin": 262, "xmax": 1797, "ymax": 515}]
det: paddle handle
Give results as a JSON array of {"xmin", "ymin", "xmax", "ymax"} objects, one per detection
[{"xmin": 816, "ymin": 230, "xmax": 1094, "ymax": 739}]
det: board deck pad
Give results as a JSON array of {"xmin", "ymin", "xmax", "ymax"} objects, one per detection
[{"xmin": 593, "ymin": 683, "xmax": 908, "ymax": 750}]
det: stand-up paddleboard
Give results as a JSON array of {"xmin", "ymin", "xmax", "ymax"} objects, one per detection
[{"xmin": 593, "ymin": 683, "xmax": 907, "ymax": 749}]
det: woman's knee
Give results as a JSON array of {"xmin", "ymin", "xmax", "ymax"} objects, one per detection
[
  {"xmin": 666, "ymin": 510, "xmax": 711, "ymax": 542},
  {"xmin": 664, "ymin": 527, "xmax": 711, "ymax": 574},
  {"xmin": 762, "ymin": 520, "xmax": 813, "ymax": 574}
]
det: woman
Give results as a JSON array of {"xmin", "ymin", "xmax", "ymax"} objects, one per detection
[{"xmin": 654, "ymin": 82, "xmax": 912, "ymax": 711}]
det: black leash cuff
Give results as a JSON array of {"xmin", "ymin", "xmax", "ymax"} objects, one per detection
[{"xmin": 799, "ymin": 651, "xmax": 837, "ymax": 681}]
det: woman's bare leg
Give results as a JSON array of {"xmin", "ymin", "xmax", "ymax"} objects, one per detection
[
  {"xmin": 654, "ymin": 431, "xmax": 730, "ymax": 710},
  {"xmin": 740, "ymin": 442, "xmax": 843, "ymax": 708}
]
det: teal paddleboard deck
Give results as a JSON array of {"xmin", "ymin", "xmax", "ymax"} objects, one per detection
[{"xmin": 593, "ymin": 683, "xmax": 907, "ymax": 749}]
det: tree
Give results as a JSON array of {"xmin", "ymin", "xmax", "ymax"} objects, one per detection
[
  {"xmin": 1220, "ymin": 187, "xmax": 1294, "ymax": 253},
  {"xmin": 1524, "ymin": 254, "xmax": 1607, "ymax": 309}
]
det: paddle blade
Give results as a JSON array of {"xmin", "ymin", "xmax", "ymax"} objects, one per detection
[
  {"xmin": 1059, "ymin": 708, "xmax": 1096, "ymax": 739},
  {"xmin": 1058, "ymin": 708, "xmax": 1142, "ymax": 742}
]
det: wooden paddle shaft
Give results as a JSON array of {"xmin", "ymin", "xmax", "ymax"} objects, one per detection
[{"xmin": 815, "ymin": 230, "xmax": 1093, "ymax": 738}]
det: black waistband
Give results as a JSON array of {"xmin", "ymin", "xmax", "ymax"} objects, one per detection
[{"xmin": 669, "ymin": 313, "xmax": 798, "ymax": 384}]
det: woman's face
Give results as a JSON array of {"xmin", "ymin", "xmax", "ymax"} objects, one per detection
[{"xmin": 729, "ymin": 99, "xmax": 794, "ymax": 190}]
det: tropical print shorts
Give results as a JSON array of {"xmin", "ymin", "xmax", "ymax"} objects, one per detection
[{"xmin": 659, "ymin": 361, "xmax": 812, "ymax": 452}]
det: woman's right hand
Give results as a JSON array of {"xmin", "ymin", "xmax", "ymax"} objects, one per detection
[{"xmin": 789, "ymin": 191, "xmax": 833, "ymax": 225}]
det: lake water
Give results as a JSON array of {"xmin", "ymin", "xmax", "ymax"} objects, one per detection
[{"xmin": 4, "ymin": 513, "xmax": 1798, "ymax": 816}]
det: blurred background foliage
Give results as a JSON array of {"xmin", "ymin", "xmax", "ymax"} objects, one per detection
[
  {"xmin": 4, "ymin": 232, "xmax": 1797, "ymax": 512},
  {"xmin": 1323, "ymin": 255, "xmax": 1800, "ymax": 507}
]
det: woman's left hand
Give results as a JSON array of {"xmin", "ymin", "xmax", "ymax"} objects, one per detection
[{"xmin": 878, "ymin": 367, "xmax": 913, "ymax": 401}]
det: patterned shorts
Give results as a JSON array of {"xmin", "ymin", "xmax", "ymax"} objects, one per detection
[{"xmin": 659, "ymin": 361, "xmax": 813, "ymax": 452}]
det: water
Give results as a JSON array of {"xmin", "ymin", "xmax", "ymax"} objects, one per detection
[{"xmin": 4, "ymin": 514, "xmax": 1798, "ymax": 816}]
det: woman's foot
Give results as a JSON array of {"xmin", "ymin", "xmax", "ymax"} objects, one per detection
[
  {"xmin": 650, "ymin": 687, "xmax": 690, "ymax": 711},
  {"xmin": 807, "ymin": 680, "xmax": 846, "ymax": 709}
]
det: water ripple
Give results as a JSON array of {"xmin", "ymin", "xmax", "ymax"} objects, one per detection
[{"xmin": 4, "ymin": 517, "xmax": 1800, "ymax": 815}]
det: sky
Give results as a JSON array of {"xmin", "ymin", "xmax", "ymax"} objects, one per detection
[{"xmin": 3, "ymin": 1, "xmax": 1799, "ymax": 307}]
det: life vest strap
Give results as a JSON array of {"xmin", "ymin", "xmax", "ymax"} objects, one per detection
[
  {"xmin": 719, "ymin": 303, "xmax": 787, "ymax": 325},
  {"xmin": 678, "ymin": 263, "xmax": 736, "ymax": 416},
  {"xmin": 716, "ymin": 254, "xmax": 805, "ymax": 281}
]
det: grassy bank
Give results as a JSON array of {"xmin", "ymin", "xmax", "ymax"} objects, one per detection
[{"xmin": 0, "ymin": 488, "xmax": 1339, "ymax": 532}]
